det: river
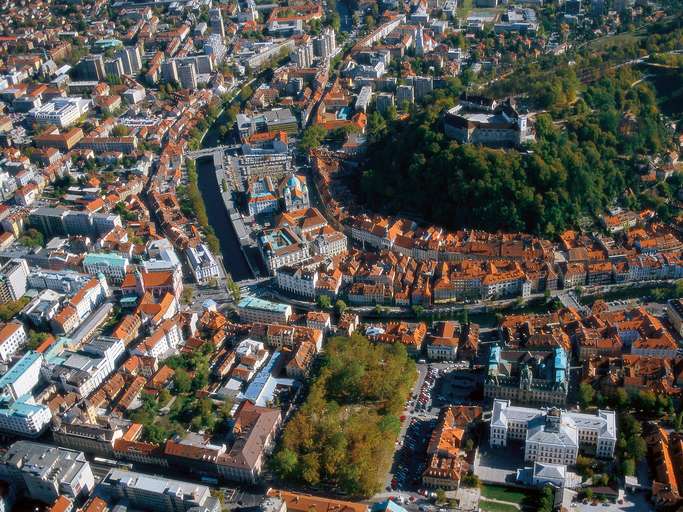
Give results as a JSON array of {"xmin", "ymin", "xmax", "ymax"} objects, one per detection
[{"xmin": 196, "ymin": 109, "xmax": 253, "ymax": 281}]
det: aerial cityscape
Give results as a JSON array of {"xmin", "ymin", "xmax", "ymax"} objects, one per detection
[{"xmin": 0, "ymin": 0, "xmax": 680, "ymax": 511}]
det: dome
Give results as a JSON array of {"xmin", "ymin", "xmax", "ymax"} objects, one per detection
[{"xmin": 287, "ymin": 175, "xmax": 300, "ymax": 189}]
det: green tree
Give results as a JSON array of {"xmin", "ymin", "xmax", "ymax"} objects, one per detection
[
  {"xmin": 26, "ymin": 330, "xmax": 49, "ymax": 350},
  {"xmin": 621, "ymin": 458, "xmax": 636, "ymax": 476},
  {"xmin": 174, "ymin": 368, "xmax": 192, "ymax": 393},
  {"xmin": 334, "ymin": 300, "xmax": 347, "ymax": 314},
  {"xmin": 538, "ymin": 485, "xmax": 555, "ymax": 512},
  {"xmin": 366, "ymin": 111, "xmax": 387, "ymax": 143},
  {"xmin": 317, "ymin": 295, "xmax": 332, "ymax": 309},
  {"xmin": 299, "ymin": 125, "xmax": 327, "ymax": 152},
  {"xmin": 158, "ymin": 389, "xmax": 172, "ymax": 406},
  {"xmin": 578, "ymin": 383, "xmax": 595, "ymax": 409},
  {"xmin": 272, "ymin": 448, "xmax": 299, "ymax": 478},
  {"xmin": 145, "ymin": 424, "xmax": 169, "ymax": 444},
  {"xmin": 435, "ymin": 489, "xmax": 446, "ymax": 505}
]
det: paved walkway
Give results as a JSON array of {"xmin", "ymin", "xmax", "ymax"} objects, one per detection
[{"xmin": 479, "ymin": 497, "xmax": 521, "ymax": 510}]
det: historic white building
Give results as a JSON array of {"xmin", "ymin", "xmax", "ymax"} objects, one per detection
[{"xmin": 490, "ymin": 399, "xmax": 616, "ymax": 465}]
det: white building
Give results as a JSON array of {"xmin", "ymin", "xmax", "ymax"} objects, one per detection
[
  {"xmin": 69, "ymin": 276, "xmax": 110, "ymax": 323},
  {"xmin": 0, "ymin": 351, "xmax": 52, "ymax": 436},
  {"xmin": 51, "ymin": 338, "xmax": 125, "ymax": 397},
  {"xmin": 27, "ymin": 268, "xmax": 92, "ymax": 294},
  {"xmin": 0, "ymin": 258, "xmax": 28, "ymax": 304},
  {"xmin": 99, "ymin": 469, "xmax": 220, "ymax": 512},
  {"xmin": 0, "ymin": 322, "xmax": 27, "ymax": 363},
  {"xmin": 132, "ymin": 318, "xmax": 183, "ymax": 361},
  {"xmin": 83, "ymin": 253, "xmax": 130, "ymax": 284},
  {"xmin": 275, "ymin": 266, "xmax": 318, "ymax": 299},
  {"xmin": 0, "ymin": 397, "xmax": 52, "ymax": 436},
  {"xmin": 0, "ymin": 442, "xmax": 94, "ymax": 504},
  {"xmin": 443, "ymin": 101, "xmax": 534, "ymax": 148},
  {"xmin": 490, "ymin": 399, "xmax": 617, "ymax": 465},
  {"xmin": 185, "ymin": 244, "xmax": 220, "ymax": 284},
  {"xmin": 427, "ymin": 338, "xmax": 458, "ymax": 361},
  {"xmin": 29, "ymin": 97, "xmax": 90, "ymax": 128},
  {"xmin": 0, "ymin": 352, "xmax": 43, "ymax": 400}
]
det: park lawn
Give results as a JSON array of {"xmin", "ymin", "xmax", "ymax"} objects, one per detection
[
  {"xmin": 478, "ymin": 500, "xmax": 519, "ymax": 512},
  {"xmin": 480, "ymin": 485, "xmax": 527, "ymax": 504}
]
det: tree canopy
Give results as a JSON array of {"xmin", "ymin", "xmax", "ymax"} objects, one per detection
[{"xmin": 271, "ymin": 333, "xmax": 416, "ymax": 497}]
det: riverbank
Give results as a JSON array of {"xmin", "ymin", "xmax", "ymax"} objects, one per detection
[{"xmin": 196, "ymin": 107, "xmax": 253, "ymax": 281}]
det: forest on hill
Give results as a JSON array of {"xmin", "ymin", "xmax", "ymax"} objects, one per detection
[
  {"xmin": 359, "ymin": 18, "xmax": 683, "ymax": 237},
  {"xmin": 360, "ymin": 67, "xmax": 672, "ymax": 238}
]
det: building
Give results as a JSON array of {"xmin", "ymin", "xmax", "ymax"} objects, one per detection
[
  {"xmin": 247, "ymin": 176, "xmax": 279, "ymax": 216},
  {"xmin": 396, "ymin": 85, "xmax": 415, "ymax": 107},
  {"xmin": 83, "ymin": 253, "xmax": 130, "ymax": 284},
  {"xmin": 258, "ymin": 227, "xmax": 310, "ymax": 274},
  {"xmin": 443, "ymin": 99, "xmax": 534, "ymax": 147},
  {"xmin": 280, "ymin": 174, "xmax": 310, "ymax": 212},
  {"xmin": 215, "ymin": 401, "xmax": 282, "ymax": 482},
  {"xmin": 29, "ymin": 207, "xmax": 122, "ymax": 238},
  {"xmin": 236, "ymin": 109, "xmax": 299, "ymax": 138},
  {"xmin": 485, "ymin": 347, "xmax": 568, "ymax": 406},
  {"xmin": 0, "ymin": 441, "xmax": 94, "ymax": 504},
  {"xmin": 29, "ymin": 98, "xmax": 90, "ymax": 128},
  {"xmin": 0, "ymin": 322, "xmax": 27, "ymax": 363},
  {"xmin": 490, "ymin": 399, "xmax": 617, "ymax": 465},
  {"xmin": 306, "ymin": 311, "xmax": 331, "ymax": 333},
  {"xmin": 275, "ymin": 265, "xmax": 318, "ymax": 299},
  {"xmin": 209, "ymin": 8, "xmax": 226, "ymax": 38},
  {"xmin": 0, "ymin": 395, "xmax": 52, "ymax": 437},
  {"xmin": 426, "ymin": 321, "xmax": 479, "ymax": 361},
  {"xmin": 0, "ymin": 350, "xmax": 51, "ymax": 436},
  {"xmin": 131, "ymin": 319, "xmax": 183, "ymax": 362},
  {"xmin": 49, "ymin": 338, "xmax": 125, "ymax": 397},
  {"xmin": 237, "ymin": 296, "xmax": 292, "ymax": 324},
  {"xmin": 185, "ymin": 244, "xmax": 220, "ymax": 284},
  {"xmin": 413, "ymin": 76, "xmax": 433, "ymax": 100},
  {"xmin": 264, "ymin": 489, "xmax": 367, "ymax": 512},
  {"xmin": 291, "ymin": 42, "xmax": 314, "ymax": 68},
  {"xmin": 104, "ymin": 58, "xmax": 124, "ymax": 79},
  {"xmin": 99, "ymin": 469, "xmax": 220, "ymax": 512},
  {"xmin": 313, "ymin": 27, "xmax": 336, "ymax": 59},
  {"xmin": 116, "ymin": 46, "xmax": 142, "ymax": 75},
  {"xmin": 0, "ymin": 258, "xmax": 28, "ymax": 304},
  {"xmin": 79, "ymin": 55, "xmax": 105, "ymax": 81},
  {"xmin": 177, "ymin": 63, "xmax": 197, "ymax": 90},
  {"xmin": 0, "ymin": 351, "xmax": 43, "ymax": 400},
  {"xmin": 355, "ymin": 86, "xmax": 372, "ymax": 113},
  {"xmin": 667, "ymin": 298, "xmax": 683, "ymax": 337},
  {"xmin": 375, "ymin": 93, "xmax": 394, "ymax": 113},
  {"xmin": 422, "ymin": 406, "xmax": 482, "ymax": 490}
]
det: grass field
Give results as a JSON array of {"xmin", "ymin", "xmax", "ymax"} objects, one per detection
[
  {"xmin": 480, "ymin": 485, "xmax": 528, "ymax": 504},
  {"xmin": 479, "ymin": 500, "xmax": 519, "ymax": 512},
  {"xmin": 586, "ymin": 30, "xmax": 644, "ymax": 50}
]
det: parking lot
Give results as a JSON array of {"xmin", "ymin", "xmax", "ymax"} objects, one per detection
[{"xmin": 384, "ymin": 365, "xmax": 440, "ymax": 496}]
